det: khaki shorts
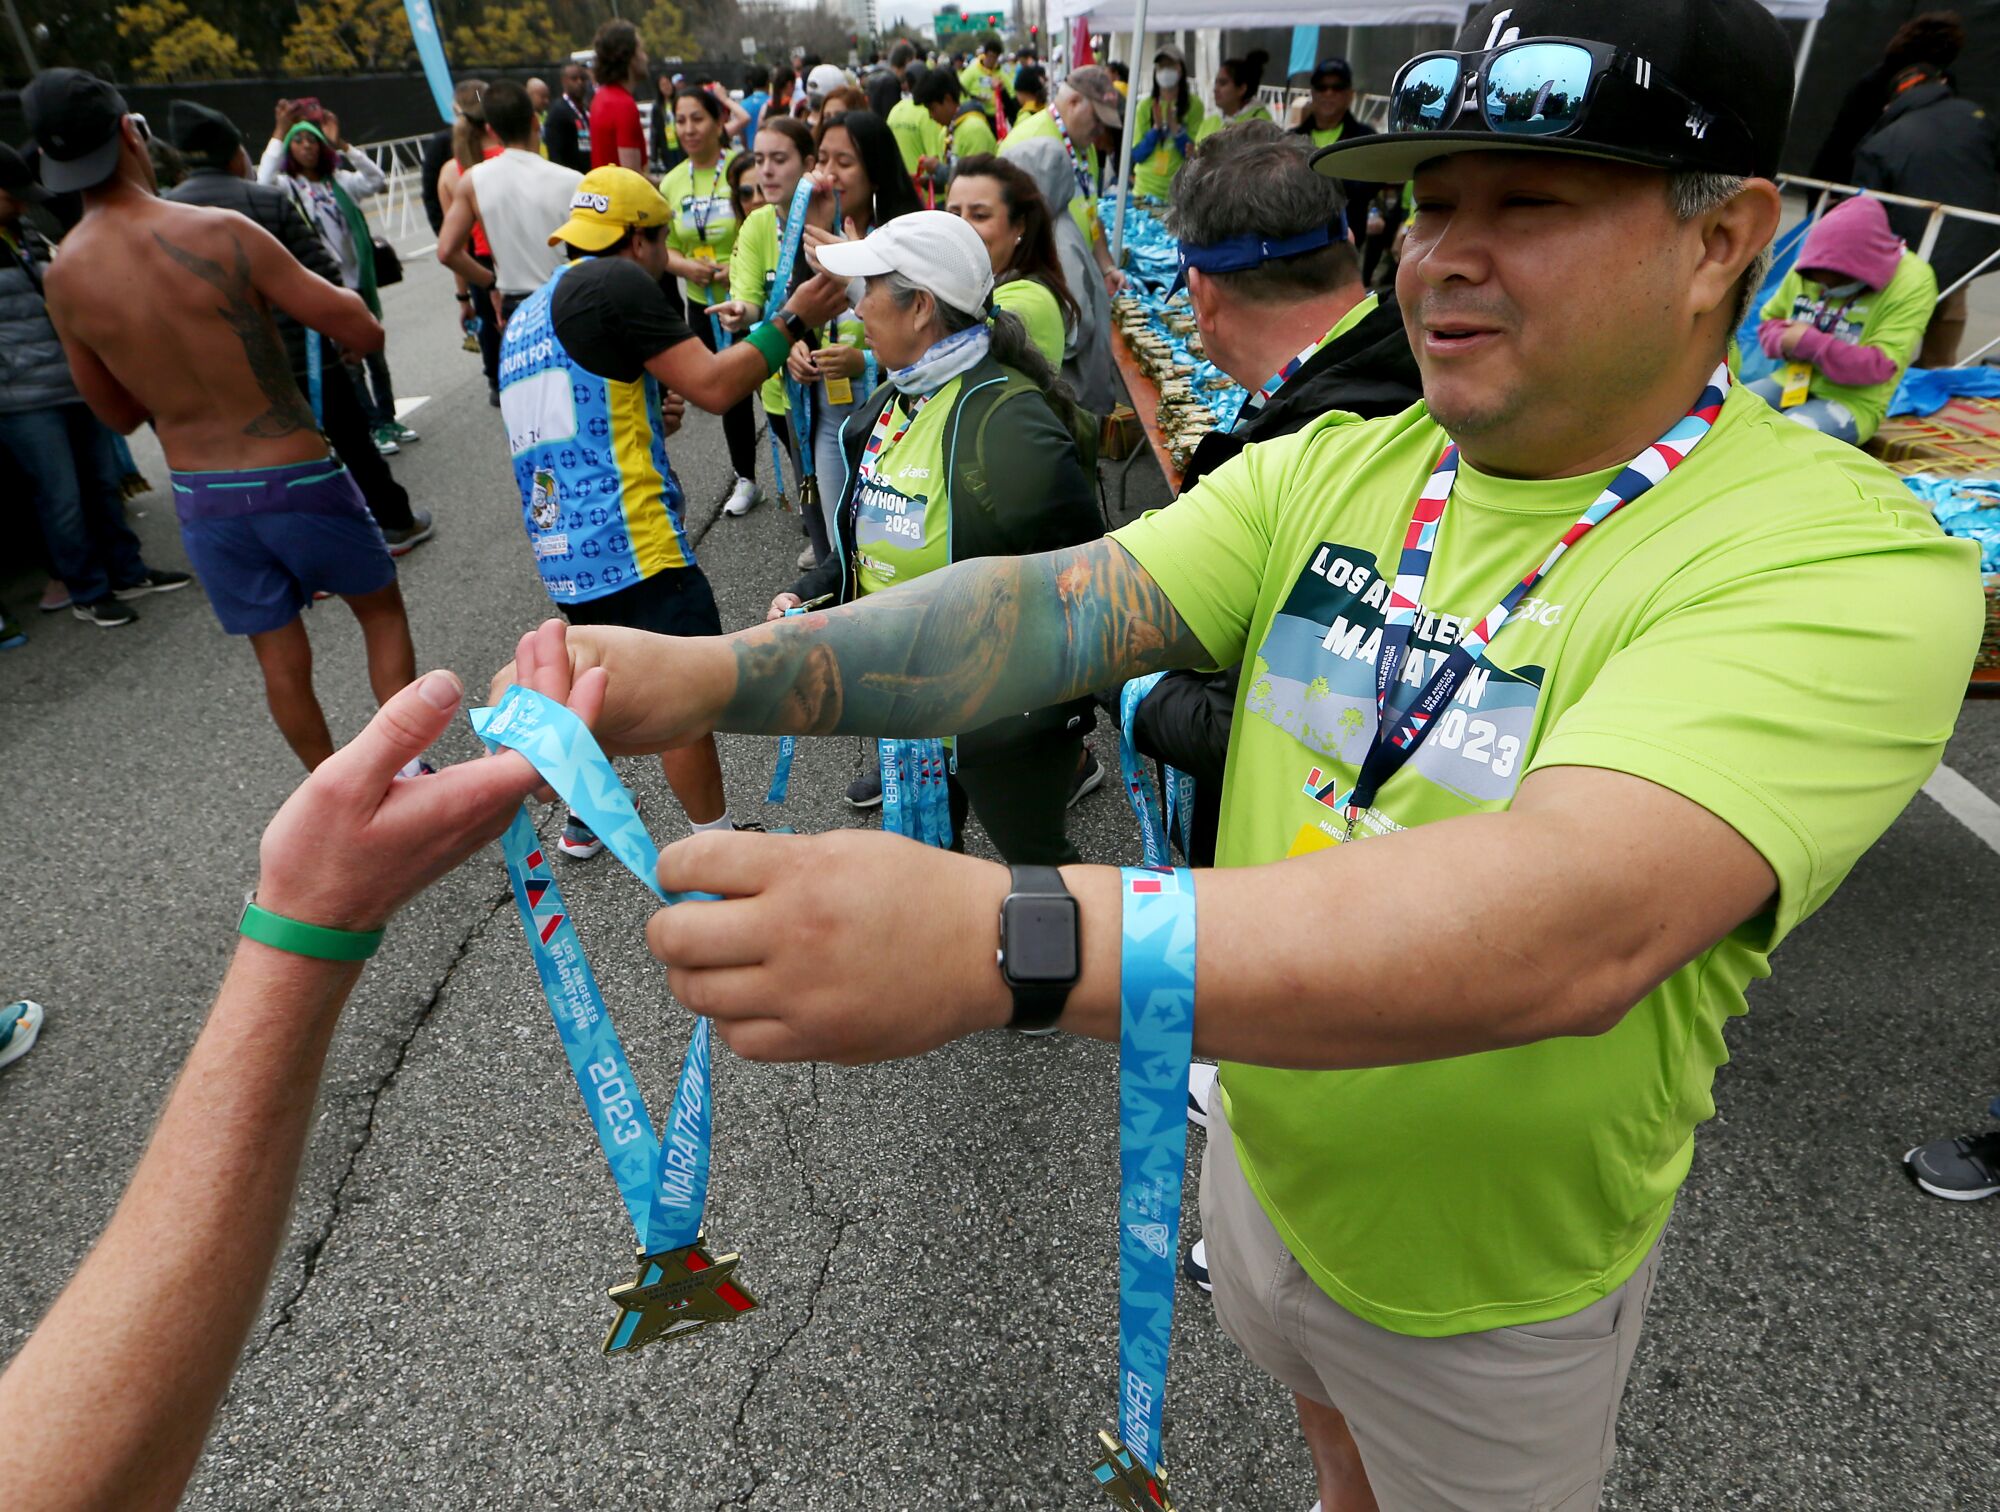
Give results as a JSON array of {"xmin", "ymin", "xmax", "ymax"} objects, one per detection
[{"xmin": 1200, "ymin": 1098, "xmax": 1662, "ymax": 1512}]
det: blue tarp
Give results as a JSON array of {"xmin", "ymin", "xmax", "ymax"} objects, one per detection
[
  {"xmin": 1901, "ymin": 473, "xmax": 2000, "ymax": 572},
  {"xmin": 1889, "ymin": 365, "xmax": 2000, "ymax": 418}
]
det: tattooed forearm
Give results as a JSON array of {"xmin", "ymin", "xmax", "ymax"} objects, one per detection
[
  {"xmin": 153, "ymin": 232, "xmax": 318, "ymax": 439},
  {"xmin": 720, "ymin": 539, "xmax": 1206, "ymax": 738}
]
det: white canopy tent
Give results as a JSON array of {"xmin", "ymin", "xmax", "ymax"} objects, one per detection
[{"xmin": 1053, "ymin": 0, "xmax": 1830, "ymax": 259}]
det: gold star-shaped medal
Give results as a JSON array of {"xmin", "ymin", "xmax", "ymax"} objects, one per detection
[
  {"xmin": 1090, "ymin": 1429, "xmax": 1174, "ymax": 1510},
  {"xmin": 601, "ymin": 1238, "xmax": 756, "ymax": 1356}
]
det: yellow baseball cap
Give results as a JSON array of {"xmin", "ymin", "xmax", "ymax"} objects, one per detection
[{"xmin": 548, "ymin": 166, "xmax": 670, "ymax": 252}]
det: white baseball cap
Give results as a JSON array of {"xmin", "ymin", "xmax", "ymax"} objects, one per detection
[
  {"xmin": 807, "ymin": 63, "xmax": 850, "ymax": 99},
  {"xmin": 812, "ymin": 210, "xmax": 995, "ymax": 319}
]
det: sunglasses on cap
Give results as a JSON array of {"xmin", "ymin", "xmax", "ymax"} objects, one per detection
[{"xmin": 1387, "ymin": 36, "xmax": 1753, "ymax": 166}]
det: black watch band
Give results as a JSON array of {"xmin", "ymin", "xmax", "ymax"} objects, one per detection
[
  {"xmin": 997, "ymin": 864, "xmax": 1080, "ymax": 1033},
  {"xmin": 773, "ymin": 307, "xmax": 808, "ymax": 344}
]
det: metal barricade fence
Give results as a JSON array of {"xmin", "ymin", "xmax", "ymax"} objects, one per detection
[{"xmin": 355, "ymin": 132, "xmax": 438, "ymax": 243}]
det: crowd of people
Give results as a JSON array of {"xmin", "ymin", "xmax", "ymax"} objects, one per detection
[{"xmin": 4, "ymin": 1, "xmax": 2000, "ymax": 1508}]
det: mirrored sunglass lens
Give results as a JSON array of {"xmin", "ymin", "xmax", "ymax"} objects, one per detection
[
  {"xmin": 1391, "ymin": 58, "xmax": 1462, "ymax": 132},
  {"xmin": 1483, "ymin": 43, "xmax": 1593, "ymax": 136}
]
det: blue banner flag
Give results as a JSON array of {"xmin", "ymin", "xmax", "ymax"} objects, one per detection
[
  {"xmin": 1287, "ymin": 26, "xmax": 1319, "ymax": 81},
  {"xmin": 404, "ymin": 0, "xmax": 456, "ymax": 123}
]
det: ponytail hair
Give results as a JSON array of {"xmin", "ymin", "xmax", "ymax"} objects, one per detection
[
  {"xmin": 451, "ymin": 79, "xmax": 488, "ymax": 173},
  {"xmin": 1223, "ymin": 49, "xmax": 1270, "ymax": 97}
]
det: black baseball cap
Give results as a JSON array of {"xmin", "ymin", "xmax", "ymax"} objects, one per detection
[
  {"xmin": 23, "ymin": 68, "xmax": 130, "ymax": 193},
  {"xmin": 0, "ymin": 142, "xmax": 49, "ymax": 203},
  {"xmin": 170, "ymin": 100, "xmax": 244, "ymax": 170},
  {"xmin": 1311, "ymin": 58, "xmax": 1354, "ymax": 88},
  {"xmin": 1314, "ymin": 0, "xmax": 1793, "ymax": 184}
]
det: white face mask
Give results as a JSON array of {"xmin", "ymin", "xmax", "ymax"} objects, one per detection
[{"xmin": 1155, "ymin": 67, "xmax": 1181, "ymax": 90}]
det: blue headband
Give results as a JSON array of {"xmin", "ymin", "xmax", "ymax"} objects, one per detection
[{"xmin": 1169, "ymin": 214, "xmax": 1347, "ymax": 296}]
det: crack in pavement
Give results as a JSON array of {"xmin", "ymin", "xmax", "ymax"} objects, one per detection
[
  {"xmin": 714, "ymin": 1062, "xmax": 854, "ymax": 1512},
  {"xmin": 248, "ymin": 880, "xmax": 515, "ymax": 1355}
]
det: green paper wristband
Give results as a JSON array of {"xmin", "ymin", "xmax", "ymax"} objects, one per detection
[
  {"xmin": 745, "ymin": 319, "xmax": 792, "ymax": 374},
  {"xmin": 237, "ymin": 896, "xmax": 384, "ymax": 961}
]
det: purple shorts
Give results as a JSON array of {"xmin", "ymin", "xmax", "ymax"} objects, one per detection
[{"xmin": 171, "ymin": 457, "xmax": 396, "ymax": 636}]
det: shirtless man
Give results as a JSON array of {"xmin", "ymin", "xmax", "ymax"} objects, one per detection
[{"xmin": 27, "ymin": 69, "xmax": 422, "ymax": 773}]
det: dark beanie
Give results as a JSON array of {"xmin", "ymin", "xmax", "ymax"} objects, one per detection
[{"xmin": 169, "ymin": 100, "xmax": 244, "ymax": 170}]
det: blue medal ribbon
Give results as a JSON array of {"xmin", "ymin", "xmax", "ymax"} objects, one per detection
[
  {"xmin": 306, "ymin": 328, "xmax": 324, "ymax": 425},
  {"xmin": 471, "ymin": 686, "xmax": 724, "ymax": 1295},
  {"xmin": 1117, "ymin": 675, "xmax": 1189, "ymax": 869},
  {"xmin": 765, "ymin": 605, "xmax": 806, "ymax": 803},
  {"xmin": 878, "ymin": 737, "xmax": 953, "ymax": 849},
  {"xmin": 1092, "ymin": 866, "xmax": 1196, "ymax": 1508}
]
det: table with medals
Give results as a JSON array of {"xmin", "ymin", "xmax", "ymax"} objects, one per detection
[{"xmin": 1101, "ymin": 199, "xmax": 1249, "ymax": 497}]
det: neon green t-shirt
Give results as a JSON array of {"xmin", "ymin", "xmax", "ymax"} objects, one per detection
[
  {"xmin": 1194, "ymin": 103, "xmax": 1276, "ymax": 141},
  {"xmin": 1305, "ymin": 119, "xmax": 1351, "ymax": 150},
  {"xmin": 948, "ymin": 108, "xmax": 999, "ymax": 162},
  {"xmin": 661, "ymin": 151, "xmax": 739, "ymax": 309},
  {"xmin": 1759, "ymin": 253, "xmax": 1938, "ymax": 443},
  {"xmin": 854, "ymin": 376, "xmax": 963, "ymax": 595},
  {"xmin": 995, "ymin": 276, "xmax": 1064, "ymax": 366},
  {"xmin": 1111, "ymin": 388, "xmax": 1983, "ymax": 1337},
  {"xmin": 959, "ymin": 60, "xmax": 1008, "ymax": 113},
  {"xmin": 889, "ymin": 98, "xmax": 946, "ymax": 176},
  {"xmin": 1133, "ymin": 94, "xmax": 1206, "ymax": 199},
  {"xmin": 729, "ymin": 202, "xmax": 788, "ymax": 416},
  {"xmin": 1003, "ymin": 109, "xmax": 1101, "ymax": 246}
]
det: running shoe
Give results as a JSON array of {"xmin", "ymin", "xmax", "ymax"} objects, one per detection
[
  {"xmin": 1067, "ymin": 749, "xmax": 1106, "ymax": 808},
  {"xmin": 73, "ymin": 598, "xmax": 137, "ymax": 628},
  {"xmin": 1187, "ymin": 1062, "xmax": 1218, "ymax": 1129},
  {"xmin": 0, "ymin": 611, "xmax": 24, "ymax": 650},
  {"xmin": 113, "ymin": 569, "xmax": 192, "ymax": 600},
  {"xmin": 558, "ymin": 813, "xmax": 605, "ymax": 860},
  {"xmin": 722, "ymin": 476, "xmax": 759, "ymax": 516},
  {"xmin": 0, "ymin": 1000, "xmax": 45, "ymax": 1071},
  {"xmin": 1906, "ymin": 1131, "xmax": 2000, "ymax": 1201},
  {"xmin": 732, "ymin": 820, "xmax": 768, "ymax": 832},
  {"xmin": 38, "ymin": 582, "xmax": 71, "ymax": 613},
  {"xmin": 797, "ymin": 543, "xmax": 818, "ymax": 570},
  {"xmin": 384, "ymin": 419, "xmax": 420, "ymax": 445},
  {"xmin": 384, "ymin": 509, "xmax": 436, "ymax": 557},
  {"xmin": 1182, "ymin": 1238, "xmax": 1211, "ymax": 1295},
  {"xmin": 372, "ymin": 425, "xmax": 400, "ymax": 456},
  {"xmin": 845, "ymin": 769, "xmax": 883, "ymax": 809}
]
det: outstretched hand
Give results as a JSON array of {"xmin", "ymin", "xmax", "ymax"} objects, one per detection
[
  {"xmin": 488, "ymin": 617, "xmax": 727, "ymax": 760},
  {"xmin": 256, "ymin": 654, "xmax": 605, "ymax": 935},
  {"xmin": 645, "ymin": 829, "xmax": 1012, "ymax": 1063}
]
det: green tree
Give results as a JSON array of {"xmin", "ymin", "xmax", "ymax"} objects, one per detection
[
  {"xmin": 281, "ymin": 0, "xmax": 414, "ymax": 74},
  {"xmin": 118, "ymin": 0, "xmax": 252, "ymax": 82},
  {"xmin": 453, "ymin": 0, "xmax": 568, "ymax": 66}
]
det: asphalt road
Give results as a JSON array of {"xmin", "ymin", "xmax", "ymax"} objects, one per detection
[{"xmin": 2, "ymin": 228, "xmax": 1997, "ymax": 1512}]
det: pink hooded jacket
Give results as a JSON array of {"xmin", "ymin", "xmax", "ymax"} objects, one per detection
[{"xmin": 1756, "ymin": 196, "xmax": 1911, "ymax": 386}]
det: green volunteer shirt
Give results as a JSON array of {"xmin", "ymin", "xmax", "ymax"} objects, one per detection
[
  {"xmin": 889, "ymin": 98, "xmax": 946, "ymax": 176},
  {"xmin": 1304, "ymin": 118, "xmax": 1352, "ymax": 150},
  {"xmin": 948, "ymin": 108, "xmax": 999, "ymax": 162},
  {"xmin": 1760, "ymin": 252, "xmax": 1937, "ymax": 443},
  {"xmin": 1133, "ymin": 94, "xmax": 1206, "ymax": 199},
  {"xmin": 854, "ymin": 376, "xmax": 963, "ymax": 595},
  {"xmin": 1112, "ymin": 386, "xmax": 1982, "ymax": 1337},
  {"xmin": 1194, "ymin": 103, "xmax": 1276, "ymax": 141},
  {"xmin": 1004, "ymin": 110, "xmax": 1101, "ymax": 246},
  {"xmin": 729, "ymin": 202, "xmax": 788, "ymax": 416},
  {"xmin": 661, "ymin": 151, "xmax": 739, "ymax": 309},
  {"xmin": 995, "ymin": 276, "xmax": 1064, "ymax": 366}
]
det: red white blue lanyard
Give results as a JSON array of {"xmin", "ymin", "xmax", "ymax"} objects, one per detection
[
  {"xmin": 857, "ymin": 389, "xmax": 929, "ymax": 482},
  {"xmin": 1054, "ymin": 111, "xmax": 1094, "ymax": 200},
  {"xmin": 1231, "ymin": 324, "xmax": 1337, "ymax": 434},
  {"xmin": 1333, "ymin": 363, "xmax": 1732, "ymax": 836}
]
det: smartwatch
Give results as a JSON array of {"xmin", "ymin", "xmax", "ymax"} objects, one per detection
[
  {"xmin": 773, "ymin": 307, "xmax": 809, "ymax": 344},
  {"xmin": 996, "ymin": 865, "xmax": 1080, "ymax": 1034}
]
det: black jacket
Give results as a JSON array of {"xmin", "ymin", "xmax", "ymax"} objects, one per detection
[
  {"xmin": 1852, "ymin": 79, "xmax": 2000, "ymax": 289},
  {"xmin": 1179, "ymin": 288, "xmax": 1420, "ymax": 493},
  {"xmin": 420, "ymin": 128, "xmax": 453, "ymax": 235},
  {"xmin": 544, "ymin": 94, "xmax": 591, "ymax": 174},
  {"xmin": 790, "ymin": 352, "xmax": 1103, "ymax": 763},
  {"xmin": 163, "ymin": 168, "xmax": 344, "ymax": 376},
  {"xmin": 1129, "ymin": 289, "xmax": 1422, "ymax": 865},
  {"xmin": 1294, "ymin": 112, "xmax": 1380, "ymax": 228}
]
